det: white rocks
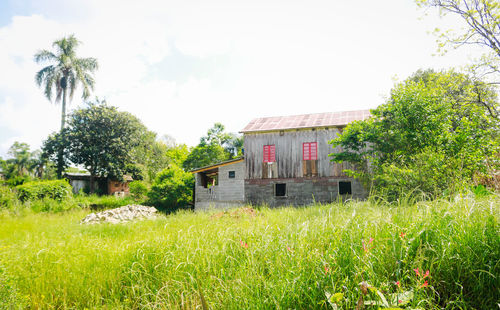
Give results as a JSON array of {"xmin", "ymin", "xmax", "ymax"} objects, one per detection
[{"xmin": 80, "ymin": 205, "xmax": 159, "ymax": 224}]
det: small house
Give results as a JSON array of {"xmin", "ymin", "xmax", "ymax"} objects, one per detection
[{"xmin": 64, "ymin": 173, "xmax": 133, "ymax": 195}]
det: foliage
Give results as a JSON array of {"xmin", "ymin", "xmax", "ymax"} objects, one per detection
[
  {"xmin": 165, "ymin": 144, "xmax": 189, "ymax": 166},
  {"xmin": 128, "ymin": 131, "xmax": 171, "ymax": 183},
  {"xmin": 183, "ymin": 143, "xmax": 228, "ymax": 171},
  {"xmin": 6, "ymin": 142, "xmax": 32, "ymax": 176},
  {"xmin": 129, "ymin": 181, "xmax": 149, "ymax": 202},
  {"xmin": 183, "ymin": 123, "xmax": 243, "ymax": 171},
  {"xmin": 330, "ymin": 69, "xmax": 500, "ymax": 200},
  {"xmin": 42, "ymin": 132, "xmax": 70, "ymax": 175},
  {"xmin": 16, "ymin": 180, "xmax": 72, "ymax": 202},
  {"xmin": 147, "ymin": 165, "xmax": 194, "ymax": 211},
  {"xmin": 417, "ymin": 0, "xmax": 500, "ymax": 91},
  {"xmin": 50, "ymin": 100, "xmax": 148, "ymax": 192},
  {"xmin": 0, "ymin": 197, "xmax": 497, "ymax": 308},
  {"xmin": 0, "ymin": 185, "xmax": 19, "ymax": 209},
  {"xmin": 0, "ymin": 142, "xmax": 53, "ymax": 183},
  {"xmin": 34, "ymin": 35, "xmax": 98, "ymax": 177},
  {"xmin": 200, "ymin": 122, "xmax": 243, "ymax": 158}
]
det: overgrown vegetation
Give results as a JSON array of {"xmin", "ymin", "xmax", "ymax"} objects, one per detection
[
  {"xmin": 331, "ymin": 69, "xmax": 500, "ymax": 201},
  {"xmin": 16, "ymin": 180, "xmax": 72, "ymax": 202},
  {"xmin": 0, "ymin": 197, "xmax": 497, "ymax": 309},
  {"xmin": 0, "ymin": 182, "xmax": 135, "ymax": 214},
  {"xmin": 147, "ymin": 165, "xmax": 194, "ymax": 211}
]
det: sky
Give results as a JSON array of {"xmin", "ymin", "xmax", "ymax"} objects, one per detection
[{"xmin": 0, "ymin": 0, "xmax": 486, "ymax": 158}]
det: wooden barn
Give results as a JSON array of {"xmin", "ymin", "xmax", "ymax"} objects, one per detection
[{"xmin": 192, "ymin": 109, "xmax": 371, "ymax": 210}]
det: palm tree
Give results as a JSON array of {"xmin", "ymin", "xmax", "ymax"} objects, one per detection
[{"xmin": 34, "ymin": 35, "xmax": 98, "ymax": 177}]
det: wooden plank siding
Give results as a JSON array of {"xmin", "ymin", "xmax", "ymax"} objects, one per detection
[{"xmin": 244, "ymin": 127, "xmax": 348, "ymax": 179}]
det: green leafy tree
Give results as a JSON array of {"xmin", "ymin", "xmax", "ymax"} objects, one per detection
[
  {"xmin": 183, "ymin": 144, "xmax": 228, "ymax": 171},
  {"xmin": 417, "ymin": 0, "xmax": 500, "ymax": 95},
  {"xmin": 34, "ymin": 35, "xmax": 98, "ymax": 177},
  {"xmin": 147, "ymin": 165, "xmax": 194, "ymax": 212},
  {"xmin": 183, "ymin": 123, "xmax": 243, "ymax": 171},
  {"xmin": 56, "ymin": 100, "xmax": 147, "ymax": 193},
  {"xmin": 7, "ymin": 142, "xmax": 33, "ymax": 176},
  {"xmin": 0, "ymin": 142, "xmax": 50, "ymax": 185},
  {"xmin": 128, "ymin": 131, "xmax": 171, "ymax": 183},
  {"xmin": 331, "ymin": 69, "xmax": 499, "ymax": 200},
  {"xmin": 166, "ymin": 144, "xmax": 190, "ymax": 166},
  {"xmin": 41, "ymin": 132, "xmax": 70, "ymax": 175}
]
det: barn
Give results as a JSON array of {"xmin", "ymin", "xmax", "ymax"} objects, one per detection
[{"xmin": 192, "ymin": 109, "xmax": 371, "ymax": 210}]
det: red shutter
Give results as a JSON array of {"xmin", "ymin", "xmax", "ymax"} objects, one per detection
[
  {"xmin": 310, "ymin": 142, "xmax": 317, "ymax": 160},
  {"xmin": 263, "ymin": 145, "xmax": 275, "ymax": 162},
  {"xmin": 303, "ymin": 143, "xmax": 310, "ymax": 160},
  {"xmin": 303, "ymin": 142, "xmax": 317, "ymax": 160}
]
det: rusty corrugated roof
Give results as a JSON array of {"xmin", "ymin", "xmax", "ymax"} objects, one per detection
[{"xmin": 240, "ymin": 109, "xmax": 371, "ymax": 133}]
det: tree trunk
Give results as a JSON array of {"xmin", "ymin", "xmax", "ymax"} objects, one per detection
[{"xmin": 56, "ymin": 85, "xmax": 67, "ymax": 179}]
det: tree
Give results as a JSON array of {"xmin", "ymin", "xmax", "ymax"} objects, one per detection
[
  {"xmin": 147, "ymin": 165, "xmax": 194, "ymax": 212},
  {"xmin": 56, "ymin": 100, "xmax": 147, "ymax": 193},
  {"xmin": 417, "ymin": 1, "xmax": 500, "ymax": 87},
  {"xmin": 330, "ymin": 69, "xmax": 499, "ymax": 200},
  {"xmin": 183, "ymin": 123, "xmax": 243, "ymax": 171},
  {"xmin": 34, "ymin": 35, "xmax": 98, "ymax": 177},
  {"xmin": 182, "ymin": 144, "xmax": 228, "ymax": 171},
  {"xmin": 7, "ymin": 142, "xmax": 33, "ymax": 176}
]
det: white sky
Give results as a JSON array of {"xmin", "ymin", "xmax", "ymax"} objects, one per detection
[{"xmin": 0, "ymin": 0, "xmax": 486, "ymax": 158}]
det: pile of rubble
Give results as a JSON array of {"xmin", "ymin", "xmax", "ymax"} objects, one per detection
[{"xmin": 80, "ymin": 205, "xmax": 159, "ymax": 224}]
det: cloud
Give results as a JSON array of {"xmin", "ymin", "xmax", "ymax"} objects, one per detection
[{"xmin": 0, "ymin": 0, "xmax": 487, "ymax": 158}]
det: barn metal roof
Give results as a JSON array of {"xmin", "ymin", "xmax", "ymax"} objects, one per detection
[{"xmin": 240, "ymin": 109, "xmax": 371, "ymax": 133}]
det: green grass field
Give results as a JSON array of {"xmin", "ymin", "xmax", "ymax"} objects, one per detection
[{"xmin": 0, "ymin": 196, "xmax": 498, "ymax": 309}]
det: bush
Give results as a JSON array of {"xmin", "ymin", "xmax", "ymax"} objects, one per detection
[
  {"xmin": 147, "ymin": 165, "xmax": 194, "ymax": 211},
  {"xmin": 372, "ymin": 149, "xmax": 468, "ymax": 201},
  {"xmin": 0, "ymin": 186, "xmax": 19, "ymax": 209},
  {"xmin": 129, "ymin": 180, "xmax": 148, "ymax": 201},
  {"xmin": 16, "ymin": 180, "xmax": 72, "ymax": 202}
]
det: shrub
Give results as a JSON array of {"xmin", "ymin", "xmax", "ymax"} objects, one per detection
[
  {"xmin": 0, "ymin": 186, "xmax": 19, "ymax": 209},
  {"xmin": 147, "ymin": 164, "xmax": 194, "ymax": 211},
  {"xmin": 16, "ymin": 180, "xmax": 72, "ymax": 202},
  {"xmin": 129, "ymin": 180, "xmax": 148, "ymax": 201}
]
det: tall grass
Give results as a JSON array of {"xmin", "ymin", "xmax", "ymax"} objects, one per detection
[{"xmin": 0, "ymin": 196, "xmax": 498, "ymax": 309}]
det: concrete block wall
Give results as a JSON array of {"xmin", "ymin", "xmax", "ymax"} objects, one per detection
[
  {"xmin": 217, "ymin": 161, "xmax": 245, "ymax": 202},
  {"xmin": 244, "ymin": 177, "xmax": 366, "ymax": 207},
  {"xmin": 194, "ymin": 161, "xmax": 245, "ymax": 211}
]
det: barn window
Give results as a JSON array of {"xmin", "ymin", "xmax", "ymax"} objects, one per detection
[
  {"xmin": 228, "ymin": 171, "xmax": 235, "ymax": 178},
  {"xmin": 263, "ymin": 145, "xmax": 276, "ymax": 162},
  {"xmin": 275, "ymin": 183, "xmax": 286, "ymax": 197},
  {"xmin": 339, "ymin": 181, "xmax": 352, "ymax": 195},
  {"xmin": 303, "ymin": 142, "xmax": 318, "ymax": 160}
]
